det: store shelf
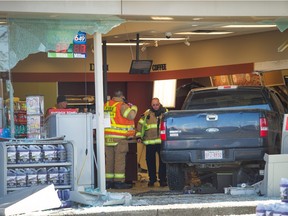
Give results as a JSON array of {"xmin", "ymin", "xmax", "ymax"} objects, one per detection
[{"xmin": 0, "ymin": 139, "xmax": 74, "ymax": 197}]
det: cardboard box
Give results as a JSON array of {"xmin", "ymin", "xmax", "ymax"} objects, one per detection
[{"xmin": 26, "ymin": 96, "xmax": 44, "ymax": 115}]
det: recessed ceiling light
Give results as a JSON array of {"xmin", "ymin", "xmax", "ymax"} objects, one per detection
[
  {"xmin": 193, "ymin": 18, "xmax": 203, "ymax": 21},
  {"xmin": 222, "ymin": 24, "xmax": 277, "ymax": 28},
  {"xmin": 175, "ymin": 31, "xmax": 233, "ymax": 35},
  {"xmin": 151, "ymin": 16, "xmax": 174, "ymax": 21},
  {"xmin": 106, "ymin": 42, "xmax": 144, "ymax": 46},
  {"xmin": 139, "ymin": 37, "xmax": 186, "ymax": 41}
]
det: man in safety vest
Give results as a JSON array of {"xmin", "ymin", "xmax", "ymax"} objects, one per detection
[
  {"xmin": 136, "ymin": 98, "xmax": 168, "ymax": 187},
  {"xmin": 104, "ymin": 90, "xmax": 138, "ymax": 189}
]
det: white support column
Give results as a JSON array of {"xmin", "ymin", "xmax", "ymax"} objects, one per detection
[{"xmin": 94, "ymin": 32, "xmax": 106, "ymax": 193}]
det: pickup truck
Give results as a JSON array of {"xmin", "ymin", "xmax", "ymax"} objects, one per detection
[{"xmin": 160, "ymin": 85, "xmax": 288, "ymax": 191}]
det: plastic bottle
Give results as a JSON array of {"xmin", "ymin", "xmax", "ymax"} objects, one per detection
[
  {"xmin": 256, "ymin": 204, "xmax": 266, "ymax": 216},
  {"xmin": 58, "ymin": 167, "xmax": 70, "ymax": 185},
  {"xmin": 7, "ymin": 145, "xmax": 17, "ymax": 164},
  {"xmin": 265, "ymin": 203, "xmax": 274, "ymax": 216},
  {"xmin": 273, "ymin": 202, "xmax": 288, "ymax": 216},
  {"xmin": 7, "ymin": 169, "xmax": 17, "ymax": 188},
  {"xmin": 47, "ymin": 167, "xmax": 59, "ymax": 185},
  {"xmin": 16, "ymin": 145, "xmax": 30, "ymax": 164},
  {"xmin": 57, "ymin": 144, "xmax": 67, "ymax": 162},
  {"xmin": 26, "ymin": 168, "xmax": 38, "ymax": 186},
  {"xmin": 29, "ymin": 145, "xmax": 42, "ymax": 163},
  {"xmin": 16, "ymin": 168, "xmax": 27, "ymax": 187},
  {"xmin": 280, "ymin": 178, "xmax": 288, "ymax": 202},
  {"xmin": 42, "ymin": 145, "xmax": 58, "ymax": 163},
  {"xmin": 37, "ymin": 167, "xmax": 47, "ymax": 185}
]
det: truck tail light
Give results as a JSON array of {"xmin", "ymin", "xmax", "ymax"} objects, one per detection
[
  {"xmin": 260, "ymin": 117, "xmax": 268, "ymax": 137},
  {"xmin": 160, "ymin": 121, "xmax": 167, "ymax": 141}
]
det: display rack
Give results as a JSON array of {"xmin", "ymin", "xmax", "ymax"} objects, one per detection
[{"xmin": 0, "ymin": 139, "xmax": 74, "ymax": 197}]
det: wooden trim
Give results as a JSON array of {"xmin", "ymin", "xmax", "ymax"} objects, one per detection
[{"xmin": 12, "ymin": 63, "xmax": 254, "ymax": 82}]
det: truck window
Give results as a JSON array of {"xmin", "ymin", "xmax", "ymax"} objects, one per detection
[{"xmin": 185, "ymin": 89, "xmax": 270, "ymax": 110}]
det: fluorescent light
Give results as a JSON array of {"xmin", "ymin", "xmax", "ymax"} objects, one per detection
[
  {"xmin": 106, "ymin": 42, "xmax": 144, "ymax": 46},
  {"xmin": 151, "ymin": 16, "xmax": 174, "ymax": 21},
  {"xmin": 175, "ymin": 31, "xmax": 233, "ymax": 35},
  {"xmin": 139, "ymin": 37, "xmax": 186, "ymax": 41},
  {"xmin": 153, "ymin": 79, "xmax": 177, "ymax": 108},
  {"xmin": 222, "ymin": 24, "xmax": 277, "ymax": 28},
  {"xmin": 278, "ymin": 40, "xmax": 288, "ymax": 52}
]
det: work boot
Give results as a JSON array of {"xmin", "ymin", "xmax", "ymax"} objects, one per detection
[
  {"xmin": 160, "ymin": 181, "xmax": 168, "ymax": 187},
  {"xmin": 106, "ymin": 181, "xmax": 114, "ymax": 189},
  {"xmin": 113, "ymin": 182, "xmax": 132, "ymax": 189},
  {"xmin": 148, "ymin": 181, "xmax": 155, "ymax": 187}
]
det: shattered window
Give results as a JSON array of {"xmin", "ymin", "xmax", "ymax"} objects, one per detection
[{"xmin": 0, "ymin": 17, "xmax": 124, "ymax": 70}]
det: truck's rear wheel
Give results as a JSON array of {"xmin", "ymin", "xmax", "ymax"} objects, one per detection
[{"xmin": 167, "ymin": 163, "xmax": 185, "ymax": 191}]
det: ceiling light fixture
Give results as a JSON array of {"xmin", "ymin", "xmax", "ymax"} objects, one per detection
[
  {"xmin": 184, "ymin": 37, "xmax": 190, "ymax": 46},
  {"xmin": 141, "ymin": 45, "xmax": 147, "ymax": 52},
  {"xmin": 106, "ymin": 42, "xmax": 144, "ymax": 46},
  {"xmin": 151, "ymin": 16, "xmax": 174, "ymax": 21},
  {"xmin": 278, "ymin": 40, "xmax": 288, "ymax": 52},
  {"xmin": 139, "ymin": 37, "xmax": 185, "ymax": 41},
  {"xmin": 0, "ymin": 18, "xmax": 7, "ymax": 24},
  {"xmin": 222, "ymin": 24, "xmax": 277, "ymax": 28},
  {"xmin": 154, "ymin": 41, "xmax": 158, "ymax": 48},
  {"xmin": 192, "ymin": 18, "xmax": 203, "ymax": 21},
  {"xmin": 175, "ymin": 31, "xmax": 233, "ymax": 35}
]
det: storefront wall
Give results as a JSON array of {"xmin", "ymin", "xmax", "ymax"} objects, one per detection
[{"xmin": 10, "ymin": 29, "xmax": 288, "ymax": 112}]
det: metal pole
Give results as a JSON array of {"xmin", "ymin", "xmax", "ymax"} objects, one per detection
[
  {"xmin": 102, "ymin": 40, "xmax": 108, "ymax": 103},
  {"xmin": 136, "ymin": 33, "xmax": 139, "ymax": 60},
  {"xmin": 94, "ymin": 32, "xmax": 106, "ymax": 193}
]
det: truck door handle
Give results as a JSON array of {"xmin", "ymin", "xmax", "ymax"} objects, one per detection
[{"xmin": 206, "ymin": 114, "xmax": 218, "ymax": 121}]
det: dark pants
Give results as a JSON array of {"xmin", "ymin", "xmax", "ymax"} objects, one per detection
[{"xmin": 146, "ymin": 144, "xmax": 166, "ymax": 183}]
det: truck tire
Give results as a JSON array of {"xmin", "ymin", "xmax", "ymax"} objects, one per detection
[{"xmin": 167, "ymin": 163, "xmax": 185, "ymax": 191}]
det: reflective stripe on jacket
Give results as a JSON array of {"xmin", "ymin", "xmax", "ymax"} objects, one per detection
[
  {"xmin": 136, "ymin": 108, "xmax": 167, "ymax": 145},
  {"xmin": 104, "ymin": 100, "xmax": 136, "ymax": 144}
]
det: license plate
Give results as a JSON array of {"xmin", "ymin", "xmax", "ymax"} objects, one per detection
[{"xmin": 204, "ymin": 150, "xmax": 223, "ymax": 160}]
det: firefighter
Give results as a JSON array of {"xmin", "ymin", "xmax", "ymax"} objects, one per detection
[
  {"xmin": 136, "ymin": 98, "xmax": 168, "ymax": 187},
  {"xmin": 104, "ymin": 90, "xmax": 138, "ymax": 189}
]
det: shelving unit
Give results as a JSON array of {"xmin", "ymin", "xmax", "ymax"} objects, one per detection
[
  {"xmin": 0, "ymin": 139, "xmax": 74, "ymax": 197},
  {"xmin": 14, "ymin": 110, "xmax": 27, "ymax": 138}
]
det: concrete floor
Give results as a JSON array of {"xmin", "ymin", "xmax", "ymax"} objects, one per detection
[{"xmin": 23, "ymin": 176, "xmax": 280, "ymax": 216}]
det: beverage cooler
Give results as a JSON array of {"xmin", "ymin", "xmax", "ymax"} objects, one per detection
[{"xmin": 45, "ymin": 113, "xmax": 94, "ymax": 190}]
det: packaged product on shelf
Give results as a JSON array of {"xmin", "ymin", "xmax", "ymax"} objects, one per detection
[
  {"xmin": 26, "ymin": 95, "xmax": 44, "ymax": 115},
  {"xmin": 27, "ymin": 115, "xmax": 42, "ymax": 134},
  {"xmin": 7, "ymin": 145, "xmax": 17, "ymax": 164},
  {"xmin": 26, "ymin": 168, "xmax": 37, "ymax": 186},
  {"xmin": 48, "ymin": 167, "xmax": 59, "ymax": 185},
  {"xmin": 59, "ymin": 167, "xmax": 70, "ymax": 185},
  {"xmin": 281, "ymin": 178, "xmax": 288, "ymax": 203},
  {"xmin": 7, "ymin": 169, "xmax": 17, "ymax": 188},
  {"xmin": 42, "ymin": 145, "xmax": 58, "ymax": 163},
  {"xmin": 16, "ymin": 145, "xmax": 30, "ymax": 164},
  {"xmin": 37, "ymin": 167, "xmax": 47, "ymax": 185},
  {"xmin": 16, "ymin": 168, "xmax": 27, "ymax": 187},
  {"xmin": 57, "ymin": 144, "xmax": 67, "ymax": 162},
  {"xmin": 29, "ymin": 145, "xmax": 42, "ymax": 163},
  {"xmin": 27, "ymin": 115, "xmax": 45, "ymax": 139}
]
